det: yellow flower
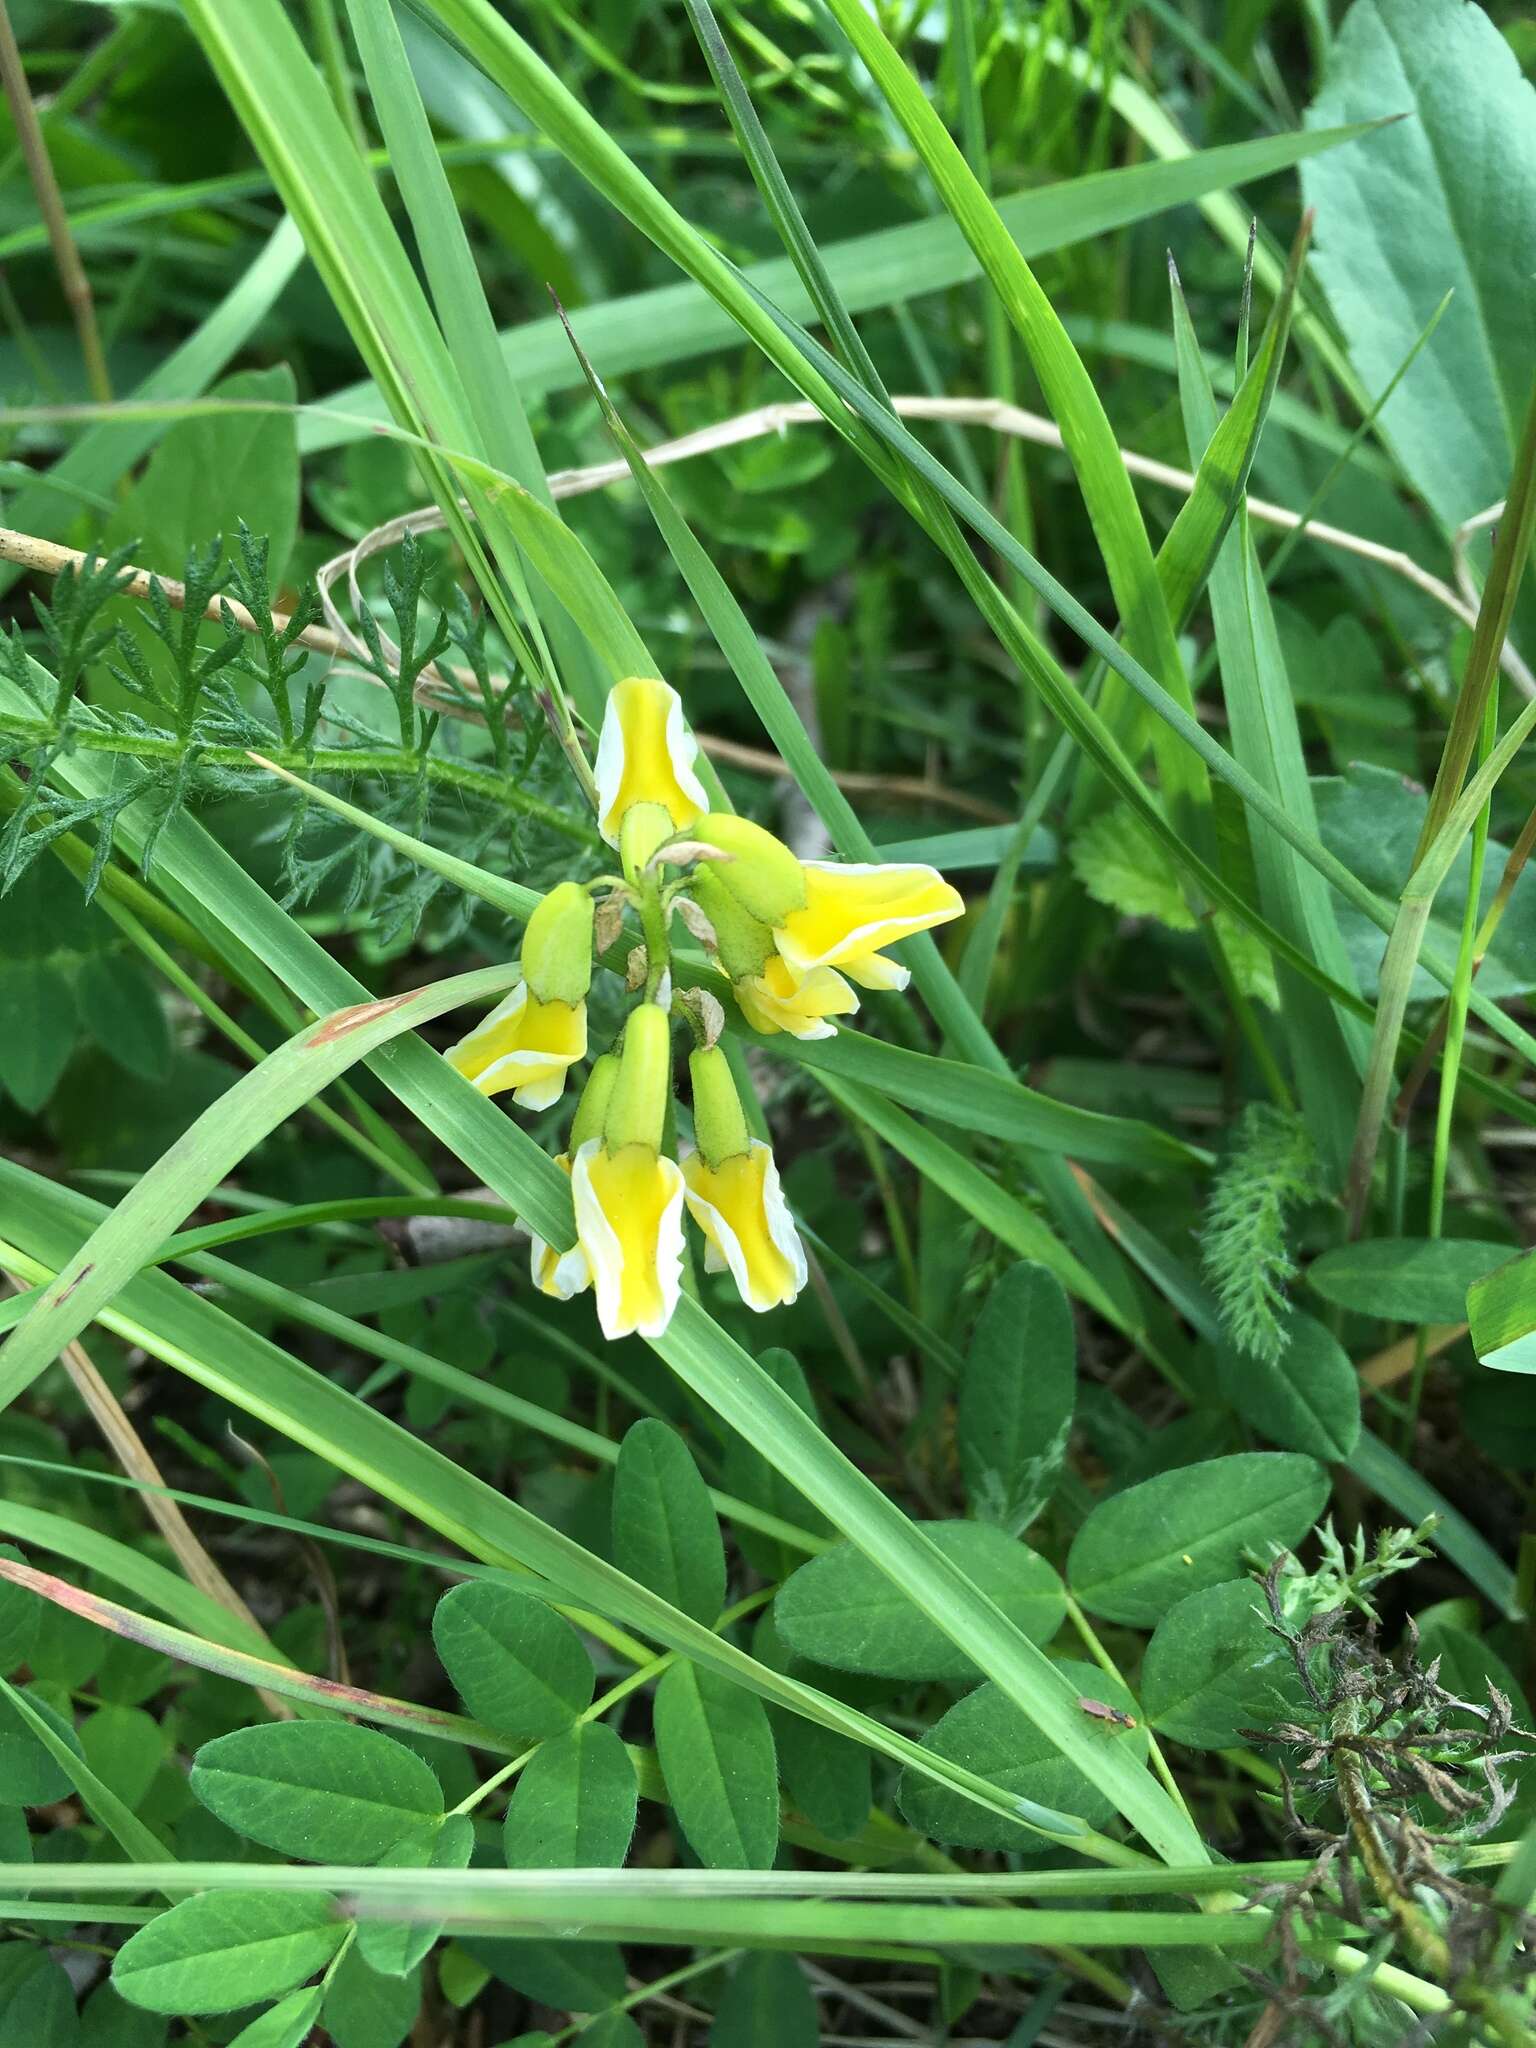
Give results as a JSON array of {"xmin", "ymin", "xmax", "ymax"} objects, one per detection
[
  {"xmin": 444, "ymin": 984, "xmax": 586, "ymax": 1110},
  {"xmin": 683, "ymin": 1144, "xmax": 805, "ymax": 1312},
  {"xmin": 443, "ymin": 881, "xmax": 594, "ymax": 1111},
  {"xmin": 594, "ymin": 675, "xmax": 708, "ymax": 860},
  {"xmin": 569, "ymin": 1002, "xmax": 684, "ymax": 1340},
  {"xmin": 774, "ymin": 860, "xmax": 964, "ymax": 990},
  {"xmin": 572, "ymin": 1140, "xmax": 686, "ymax": 1339},
  {"xmin": 682, "ymin": 1046, "xmax": 805, "ymax": 1313},
  {"xmin": 528, "ymin": 1154, "xmax": 590, "ymax": 1300},
  {"xmin": 734, "ymin": 954, "xmax": 858, "ymax": 1040}
]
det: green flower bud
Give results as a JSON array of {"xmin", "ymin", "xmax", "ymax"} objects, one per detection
[
  {"xmin": 688, "ymin": 813, "xmax": 806, "ymax": 927},
  {"xmin": 570, "ymin": 1052, "xmax": 620, "ymax": 1152},
  {"xmin": 691, "ymin": 868, "xmax": 775, "ymax": 980},
  {"xmin": 521, "ymin": 881, "xmax": 595, "ymax": 1007},
  {"xmin": 602, "ymin": 1000, "xmax": 672, "ymax": 1155},
  {"xmin": 688, "ymin": 1046, "xmax": 750, "ymax": 1169}
]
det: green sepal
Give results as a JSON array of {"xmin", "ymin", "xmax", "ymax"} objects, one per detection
[
  {"xmin": 690, "ymin": 814, "xmax": 806, "ymax": 926},
  {"xmin": 689, "ymin": 1046, "xmax": 750, "ymax": 1169}
]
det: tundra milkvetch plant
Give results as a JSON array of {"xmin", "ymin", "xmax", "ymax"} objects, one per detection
[{"xmin": 452, "ymin": 675, "xmax": 963, "ymax": 1339}]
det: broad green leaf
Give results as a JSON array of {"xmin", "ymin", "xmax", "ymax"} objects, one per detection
[
  {"xmin": 771, "ymin": 1709, "xmax": 871, "ymax": 1844},
  {"xmin": 579, "ymin": 2019, "xmax": 643, "ymax": 2048},
  {"xmin": 0, "ymin": 960, "xmax": 77, "ymax": 1112},
  {"xmin": 0, "ymin": 1683, "xmax": 86, "ymax": 1806},
  {"xmin": 112, "ymin": 1893, "xmax": 346, "ymax": 2016},
  {"xmin": 190, "ymin": 1723, "xmax": 444, "ymax": 1863},
  {"xmin": 106, "ymin": 364, "xmax": 299, "ymax": 586},
  {"xmin": 0, "ymin": 1941, "xmax": 75, "ymax": 2044},
  {"xmin": 1067, "ymin": 1454, "xmax": 1329, "ymax": 1627},
  {"xmin": 721, "ymin": 1349, "xmax": 831, "ymax": 1581},
  {"xmin": 76, "ymin": 956, "xmax": 173, "ymax": 1085},
  {"xmin": 775, "ymin": 1522, "xmax": 1065, "ymax": 1681},
  {"xmin": 710, "ymin": 1954, "xmax": 819, "ymax": 2048},
  {"xmin": 900, "ymin": 1662, "xmax": 1147, "ymax": 1848},
  {"xmin": 1215, "ymin": 1311, "xmax": 1361, "ymax": 1462},
  {"xmin": 463, "ymin": 1938, "xmax": 625, "ymax": 2013},
  {"xmin": 432, "ymin": 1580, "xmax": 594, "ymax": 1739},
  {"xmin": 356, "ymin": 1816, "xmax": 473, "ymax": 1980},
  {"xmin": 1141, "ymin": 1580, "xmax": 1306, "ymax": 1750},
  {"xmin": 959, "ymin": 1263, "xmax": 1075, "ymax": 1535},
  {"xmin": 226, "ymin": 1987, "xmax": 325, "ymax": 2048},
  {"xmin": 1309, "ymin": 1237, "xmax": 1509, "ymax": 1325},
  {"xmin": 79, "ymin": 1980, "xmax": 166, "ymax": 2048},
  {"xmin": 501, "ymin": 1723, "xmax": 637, "ymax": 1871},
  {"xmin": 1469, "ymin": 1245, "xmax": 1536, "ymax": 1375},
  {"xmin": 322, "ymin": 1945, "xmax": 420, "ymax": 2048},
  {"xmin": 1302, "ymin": 0, "xmax": 1536, "ymax": 538},
  {"xmin": 611, "ymin": 1420, "xmax": 726, "ymax": 1627},
  {"xmin": 654, "ymin": 1661, "xmax": 779, "ymax": 1870},
  {"xmin": 1070, "ymin": 809, "xmax": 1190, "ymax": 928},
  {"xmin": 80, "ymin": 1706, "xmax": 165, "ymax": 1811}
]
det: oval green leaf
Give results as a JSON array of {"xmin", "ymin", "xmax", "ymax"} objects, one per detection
[
  {"xmin": 112, "ymin": 1892, "xmax": 346, "ymax": 2016},
  {"xmin": 1216, "ymin": 1310, "xmax": 1360, "ymax": 1462},
  {"xmin": 1141, "ymin": 1579, "xmax": 1305, "ymax": 1750},
  {"xmin": 190, "ymin": 1723, "xmax": 443, "ymax": 1863},
  {"xmin": 432, "ymin": 1579, "xmax": 593, "ymax": 1738},
  {"xmin": 502, "ymin": 1722, "xmax": 637, "ymax": 1870},
  {"xmin": 1067, "ymin": 1453, "xmax": 1328, "ymax": 1626},
  {"xmin": 226, "ymin": 1985, "xmax": 325, "ymax": 2048},
  {"xmin": 774, "ymin": 1521, "xmax": 1066, "ymax": 1680},
  {"xmin": 899, "ymin": 1660, "xmax": 1147, "ymax": 1846},
  {"xmin": 959, "ymin": 1262, "xmax": 1075, "ymax": 1535},
  {"xmin": 654, "ymin": 1661, "xmax": 779, "ymax": 1870},
  {"xmin": 355, "ymin": 1814, "xmax": 474, "ymax": 1980},
  {"xmin": 323, "ymin": 1943, "xmax": 420, "ymax": 2048},
  {"xmin": 0, "ymin": 1683, "xmax": 84, "ymax": 1806},
  {"xmin": 1307, "ymin": 1237, "xmax": 1508, "ymax": 1324},
  {"xmin": 611, "ymin": 1419, "xmax": 726, "ymax": 1626}
]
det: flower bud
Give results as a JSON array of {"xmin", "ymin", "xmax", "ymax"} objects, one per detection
[
  {"xmin": 570, "ymin": 1052, "xmax": 620, "ymax": 1152},
  {"xmin": 688, "ymin": 1045, "xmax": 750, "ymax": 1169},
  {"xmin": 521, "ymin": 880, "xmax": 594, "ymax": 1007},
  {"xmin": 686, "ymin": 813, "xmax": 806, "ymax": 927},
  {"xmin": 601, "ymin": 1000, "xmax": 672, "ymax": 1155}
]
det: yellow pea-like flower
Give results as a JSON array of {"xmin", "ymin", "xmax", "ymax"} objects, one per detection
[
  {"xmin": 569, "ymin": 1002, "xmax": 684, "ymax": 1341},
  {"xmin": 682, "ymin": 1046, "xmax": 806, "ymax": 1313},
  {"xmin": 594, "ymin": 675, "xmax": 708, "ymax": 860},
  {"xmin": 682, "ymin": 1144, "xmax": 805, "ymax": 1312},
  {"xmin": 734, "ymin": 954, "xmax": 858, "ymax": 1040},
  {"xmin": 444, "ymin": 881, "xmax": 594, "ymax": 1110},
  {"xmin": 443, "ymin": 984, "xmax": 586, "ymax": 1110},
  {"xmin": 572, "ymin": 1139, "xmax": 686, "ymax": 1339},
  {"xmin": 773, "ymin": 860, "xmax": 964, "ymax": 991}
]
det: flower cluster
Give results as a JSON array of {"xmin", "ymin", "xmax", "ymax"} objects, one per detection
[{"xmin": 443, "ymin": 676, "xmax": 963, "ymax": 1341}]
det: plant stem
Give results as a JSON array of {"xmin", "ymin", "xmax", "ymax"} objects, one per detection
[{"xmin": 0, "ymin": 0, "xmax": 112, "ymax": 406}]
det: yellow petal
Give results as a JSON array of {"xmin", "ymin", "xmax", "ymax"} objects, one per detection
[
  {"xmin": 444, "ymin": 985, "xmax": 586, "ymax": 1111},
  {"xmin": 572, "ymin": 1139, "xmax": 685, "ymax": 1340},
  {"xmin": 594, "ymin": 676, "xmax": 708, "ymax": 849},
  {"xmin": 683, "ymin": 1142, "xmax": 806, "ymax": 1313},
  {"xmin": 529, "ymin": 1154, "xmax": 590, "ymax": 1300},
  {"xmin": 735, "ymin": 955, "xmax": 858, "ymax": 1040},
  {"xmin": 774, "ymin": 861, "xmax": 963, "ymax": 983}
]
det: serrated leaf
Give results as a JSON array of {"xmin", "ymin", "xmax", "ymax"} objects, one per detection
[
  {"xmin": 1141, "ymin": 1579, "xmax": 1306, "ymax": 1749},
  {"xmin": 654, "ymin": 1661, "xmax": 779, "ymax": 1870},
  {"xmin": 611, "ymin": 1419, "xmax": 726, "ymax": 1626},
  {"xmin": 1070, "ymin": 809, "xmax": 1193, "ymax": 929},
  {"xmin": 1067, "ymin": 1453, "xmax": 1329, "ymax": 1626},
  {"xmin": 502, "ymin": 1722, "xmax": 637, "ymax": 1870},
  {"xmin": 112, "ymin": 1893, "xmax": 345, "ymax": 2016},
  {"xmin": 899, "ymin": 1660, "xmax": 1147, "ymax": 1847},
  {"xmin": 775, "ymin": 1522, "xmax": 1066, "ymax": 1681},
  {"xmin": 190, "ymin": 1722, "xmax": 443, "ymax": 1863},
  {"xmin": 431, "ymin": 1579, "xmax": 593, "ymax": 1739},
  {"xmin": 959, "ymin": 1263, "xmax": 1075, "ymax": 1534}
]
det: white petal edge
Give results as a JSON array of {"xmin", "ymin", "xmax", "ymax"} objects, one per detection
[
  {"xmin": 571, "ymin": 1138, "xmax": 686, "ymax": 1340},
  {"xmin": 664, "ymin": 681, "xmax": 710, "ymax": 818},
  {"xmin": 530, "ymin": 1232, "xmax": 590, "ymax": 1300},
  {"xmin": 593, "ymin": 693, "xmax": 626, "ymax": 847}
]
